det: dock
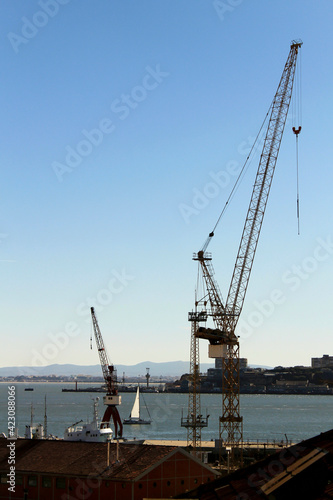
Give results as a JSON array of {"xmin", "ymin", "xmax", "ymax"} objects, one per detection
[{"xmin": 143, "ymin": 439, "xmax": 294, "ymax": 450}]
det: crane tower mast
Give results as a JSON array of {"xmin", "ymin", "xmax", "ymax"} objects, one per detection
[{"xmin": 195, "ymin": 40, "xmax": 302, "ymax": 464}]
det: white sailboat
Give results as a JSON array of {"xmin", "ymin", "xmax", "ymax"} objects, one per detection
[{"xmin": 123, "ymin": 386, "xmax": 151, "ymax": 425}]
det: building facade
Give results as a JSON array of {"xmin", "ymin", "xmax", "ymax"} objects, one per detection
[
  {"xmin": 311, "ymin": 354, "xmax": 333, "ymax": 368},
  {"xmin": 0, "ymin": 439, "xmax": 218, "ymax": 500},
  {"xmin": 214, "ymin": 357, "xmax": 248, "ymax": 370}
]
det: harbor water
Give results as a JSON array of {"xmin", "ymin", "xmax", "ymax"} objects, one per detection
[{"xmin": 1, "ymin": 383, "xmax": 333, "ymax": 443}]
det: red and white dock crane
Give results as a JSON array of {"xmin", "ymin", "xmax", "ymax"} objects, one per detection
[{"xmin": 90, "ymin": 307, "xmax": 123, "ymax": 438}]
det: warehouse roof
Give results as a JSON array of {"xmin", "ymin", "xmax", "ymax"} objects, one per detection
[
  {"xmin": 0, "ymin": 439, "xmax": 217, "ymax": 482},
  {"xmin": 0, "ymin": 440, "xmax": 178, "ymax": 480}
]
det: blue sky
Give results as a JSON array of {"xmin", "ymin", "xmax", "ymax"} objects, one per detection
[{"xmin": 1, "ymin": 0, "xmax": 333, "ymax": 371}]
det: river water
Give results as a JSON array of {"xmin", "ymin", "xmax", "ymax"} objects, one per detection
[{"xmin": 1, "ymin": 383, "xmax": 333, "ymax": 443}]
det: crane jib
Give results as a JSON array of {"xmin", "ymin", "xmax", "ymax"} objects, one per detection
[{"xmin": 225, "ymin": 41, "xmax": 302, "ymax": 330}]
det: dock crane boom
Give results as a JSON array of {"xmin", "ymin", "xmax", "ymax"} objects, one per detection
[
  {"xmin": 195, "ymin": 40, "xmax": 302, "ymax": 465},
  {"xmin": 90, "ymin": 307, "xmax": 123, "ymax": 437}
]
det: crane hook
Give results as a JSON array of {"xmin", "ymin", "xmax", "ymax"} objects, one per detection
[{"xmin": 292, "ymin": 126, "xmax": 301, "ymax": 135}]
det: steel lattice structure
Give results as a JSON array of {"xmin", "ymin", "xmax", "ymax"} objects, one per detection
[
  {"xmin": 181, "ymin": 306, "xmax": 209, "ymax": 453},
  {"xmin": 194, "ymin": 40, "xmax": 302, "ymax": 468},
  {"xmin": 90, "ymin": 307, "xmax": 123, "ymax": 437}
]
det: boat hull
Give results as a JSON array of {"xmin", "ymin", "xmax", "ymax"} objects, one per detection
[{"xmin": 123, "ymin": 419, "xmax": 151, "ymax": 425}]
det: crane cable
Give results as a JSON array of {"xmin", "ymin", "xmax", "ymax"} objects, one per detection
[
  {"xmin": 201, "ymin": 46, "xmax": 302, "ymax": 252},
  {"xmin": 201, "ymin": 101, "xmax": 272, "ymax": 253},
  {"xmin": 294, "ymin": 130, "xmax": 301, "ymax": 235},
  {"xmin": 292, "ymin": 49, "xmax": 302, "ymax": 235}
]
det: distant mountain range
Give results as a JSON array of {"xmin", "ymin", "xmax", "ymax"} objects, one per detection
[{"xmin": 0, "ymin": 361, "xmax": 215, "ymax": 378}]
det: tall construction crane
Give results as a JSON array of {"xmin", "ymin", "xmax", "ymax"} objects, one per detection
[
  {"xmin": 194, "ymin": 40, "xmax": 302, "ymax": 466},
  {"xmin": 90, "ymin": 307, "xmax": 123, "ymax": 438}
]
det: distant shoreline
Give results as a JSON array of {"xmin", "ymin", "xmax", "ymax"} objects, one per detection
[{"xmin": 2, "ymin": 381, "xmax": 333, "ymax": 396}]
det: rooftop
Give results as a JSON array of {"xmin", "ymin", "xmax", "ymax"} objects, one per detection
[
  {"xmin": 176, "ymin": 428, "xmax": 333, "ymax": 499},
  {"xmin": 0, "ymin": 439, "xmax": 179, "ymax": 481}
]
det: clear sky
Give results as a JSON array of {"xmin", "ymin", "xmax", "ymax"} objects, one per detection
[{"xmin": 1, "ymin": 0, "xmax": 332, "ymax": 371}]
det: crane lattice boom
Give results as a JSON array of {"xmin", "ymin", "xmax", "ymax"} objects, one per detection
[
  {"xmin": 91, "ymin": 307, "xmax": 117, "ymax": 394},
  {"xmin": 225, "ymin": 40, "xmax": 302, "ymax": 332}
]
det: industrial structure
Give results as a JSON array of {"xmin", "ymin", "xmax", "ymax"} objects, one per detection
[
  {"xmin": 146, "ymin": 367, "xmax": 150, "ymax": 388},
  {"xmin": 183, "ymin": 40, "xmax": 302, "ymax": 465},
  {"xmin": 181, "ymin": 303, "xmax": 209, "ymax": 452},
  {"xmin": 90, "ymin": 307, "xmax": 123, "ymax": 438}
]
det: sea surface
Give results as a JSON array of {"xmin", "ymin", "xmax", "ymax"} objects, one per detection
[{"xmin": 1, "ymin": 382, "xmax": 333, "ymax": 443}]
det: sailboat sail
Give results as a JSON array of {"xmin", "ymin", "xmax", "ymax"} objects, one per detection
[
  {"xmin": 130, "ymin": 387, "xmax": 140, "ymax": 420},
  {"xmin": 123, "ymin": 386, "xmax": 151, "ymax": 425}
]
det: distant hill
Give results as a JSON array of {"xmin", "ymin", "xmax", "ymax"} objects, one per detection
[
  {"xmin": 0, "ymin": 361, "xmax": 214, "ymax": 378},
  {"xmin": 249, "ymin": 364, "xmax": 273, "ymax": 370}
]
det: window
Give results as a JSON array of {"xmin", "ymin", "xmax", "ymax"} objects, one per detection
[
  {"xmin": 56, "ymin": 477, "xmax": 66, "ymax": 489},
  {"xmin": 16, "ymin": 475, "xmax": 23, "ymax": 486},
  {"xmin": 0, "ymin": 475, "xmax": 7, "ymax": 484},
  {"xmin": 42, "ymin": 476, "xmax": 52, "ymax": 488},
  {"xmin": 28, "ymin": 476, "xmax": 37, "ymax": 487}
]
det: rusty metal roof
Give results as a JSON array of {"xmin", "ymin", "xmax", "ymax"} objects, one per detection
[
  {"xmin": 0, "ymin": 439, "xmax": 180, "ymax": 481},
  {"xmin": 176, "ymin": 428, "xmax": 333, "ymax": 499}
]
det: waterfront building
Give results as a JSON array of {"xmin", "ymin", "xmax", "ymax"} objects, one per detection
[
  {"xmin": 311, "ymin": 354, "xmax": 333, "ymax": 368},
  {"xmin": 0, "ymin": 439, "xmax": 218, "ymax": 500},
  {"xmin": 214, "ymin": 357, "xmax": 248, "ymax": 370}
]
